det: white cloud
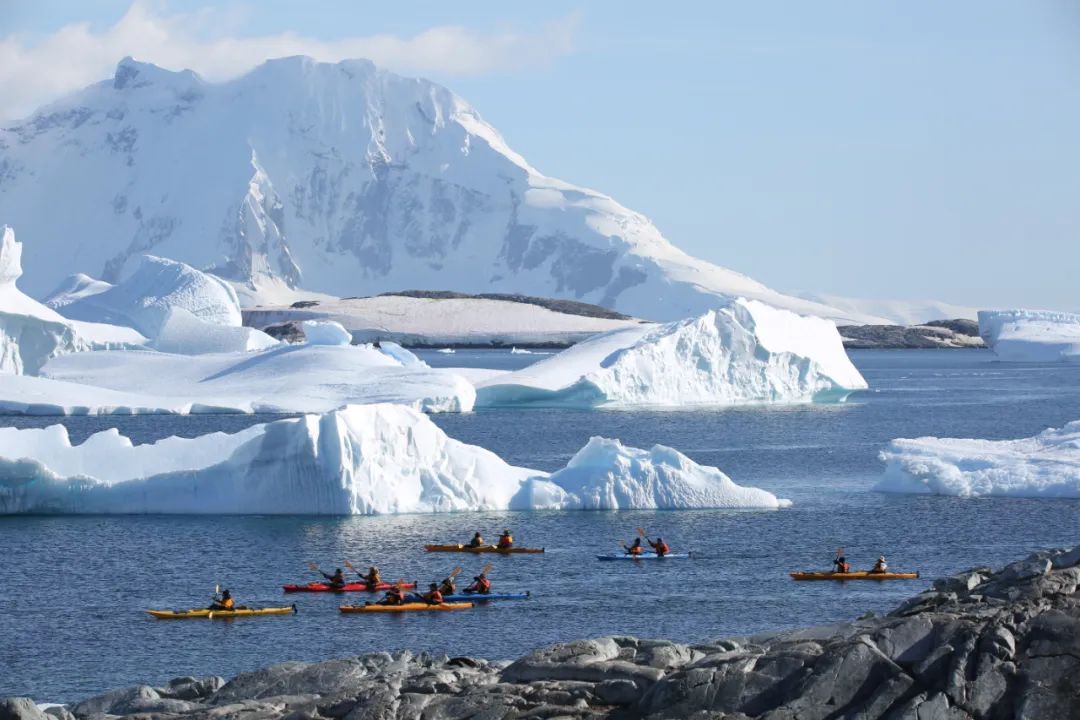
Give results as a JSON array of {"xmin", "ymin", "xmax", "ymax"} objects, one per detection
[{"xmin": 0, "ymin": 1, "xmax": 579, "ymax": 121}]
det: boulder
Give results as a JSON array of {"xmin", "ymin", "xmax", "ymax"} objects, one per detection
[{"xmin": 0, "ymin": 699, "xmax": 48, "ymax": 720}]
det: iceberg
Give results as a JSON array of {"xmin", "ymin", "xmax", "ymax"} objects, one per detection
[
  {"xmin": 978, "ymin": 309, "xmax": 1080, "ymax": 362},
  {"xmin": 0, "ymin": 226, "xmax": 144, "ymax": 375},
  {"xmin": 54, "ymin": 255, "xmax": 244, "ymax": 338},
  {"xmin": 301, "ymin": 319, "xmax": 352, "ymax": 346},
  {"xmin": 37, "ymin": 342, "xmax": 476, "ymax": 414},
  {"xmin": 43, "ymin": 273, "xmax": 113, "ymax": 309},
  {"xmin": 515, "ymin": 437, "xmax": 791, "ymax": 510},
  {"xmin": 876, "ymin": 422, "xmax": 1080, "ymax": 498},
  {"xmin": 476, "ymin": 298, "xmax": 868, "ymax": 408},
  {"xmin": 152, "ymin": 308, "xmax": 278, "ymax": 355}
]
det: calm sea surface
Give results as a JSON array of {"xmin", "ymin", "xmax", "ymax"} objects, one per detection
[{"xmin": 2, "ymin": 349, "xmax": 1078, "ymax": 701}]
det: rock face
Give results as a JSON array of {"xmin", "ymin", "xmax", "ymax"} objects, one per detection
[
  {"xmin": 8, "ymin": 548, "xmax": 1080, "ymax": 718},
  {"xmin": 839, "ymin": 318, "xmax": 986, "ymax": 349}
]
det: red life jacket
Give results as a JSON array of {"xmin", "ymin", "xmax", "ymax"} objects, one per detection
[
  {"xmin": 629, "ymin": 544, "xmax": 643, "ymax": 555},
  {"xmin": 656, "ymin": 542, "xmax": 670, "ymax": 555},
  {"xmin": 426, "ymin": 590, "xmax": 443, "ymax": 604},
  {"xmin": 475, "ymin": 576, "xmax": 491, "ymax": 593}
]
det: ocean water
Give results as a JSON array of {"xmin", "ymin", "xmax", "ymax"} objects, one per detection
[{"xmin": 2, "ymin": 349, "xmax": 1079, "ymax": 701}]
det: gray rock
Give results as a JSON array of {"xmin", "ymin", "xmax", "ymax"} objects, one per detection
[
  {"xmin": 594, "ymin": 679, "xmax": 640, "ymax": 705},
  {"xmin": 0, "ymin": 698, "xmax": 48, "ymax": 720},
  {"xmin": 42, "ymin": 708, "xmax": 75, "ymax": 720},
  {"xmin": 158, "ymin": 675, "xmax": 224, "ymax": 701},
  {"xmin": 70, "ymin": 686, "xmax": 159, "ymax": 718}
]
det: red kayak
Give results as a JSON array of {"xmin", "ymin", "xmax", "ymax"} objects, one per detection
[{"xmin": 283, "ymin": 581, "xmax": 417, "ymax": 593}]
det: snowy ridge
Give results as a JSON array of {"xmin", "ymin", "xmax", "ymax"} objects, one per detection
[
  {"xmin": 798, "ymin": 292, "xmax": 977, "ymax": 326},
  {"xmin": 476, "ymin": 298, "xmax": 867, "ymax": 408},
  {"xmin": 876, "ymin": 422, "xmax": 1080, "ymax": 498},
  {"xmin": 978, "ymin": 309, "xmax": 1080, "ymax": 362},
  {"xmin": 0, "ymin": 404, "xmax": 789, "ymax": 514},
  {"xmin": 0, "ymin": 56, "xmax": 880, "ymax": 324}
]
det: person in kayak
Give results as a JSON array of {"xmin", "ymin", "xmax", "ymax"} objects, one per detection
[
  {"xmin": 378, "ymin": 586, "xmax": 406, "ymax": 606},
  {"xmin": 209, "ymin": 589, "xmax": 234, "ymax": 611},
  {"xmin": 497, "ymin": 530, "xmax": 514, "ymax": 549},
  {"xmin": 438, "ymin": 573, "xmax": 457, "ymax": 595},
  {"xmin": 465, "ymin": 572, "xmax": 492, "ymax": 595},
  {"xmin": 322, "ymin": 568, "xmax": 347, "ymax": 588},
  {"xmin": 361, "ymin": 566, "xmax": 382, "ymax": 586},
  {"xmin": 833, "ymin": 548, "xmax": 849, "ymax": 574},
  {"xmin": 624, "ymin": 538, "xmax": 645, "ymax": 556},
  {"xmin": 467, "ymin": 532, "xmax": 485, "ymax": 548},
  {"xmin": 648, "ymin": 537, "xmax": 670, "ymax": 557},
  {"xmin": 422, "ymin": 583, "xmax": 445, "ymax": 605},
  {"xmin": 870, "ymin": 556, "xmax": 888, "ymax": 574}
]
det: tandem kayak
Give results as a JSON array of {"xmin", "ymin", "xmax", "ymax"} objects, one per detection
[
  {"xmin": 597, "ymin": 552, "xmax": 693, "ymax": 561},
  {"xmin": 442, "ymin": 592, "xmax": 530, "ymax": 602},
  {"xmin": 339, "ymin": 602, "xmax": 473, "ymax": 613},
  {"xmin": 790, "ymin": 571, "xmax": 920, "ymax": 581},
  {"xmin": 424, "ymin": 544, "xmax": 544, "ymax": 554},
  {"xmin": 146, "ymin": 605, "xmax": 298, "ymax": 620},
  {"xmin": 282, "ymin": 581, "xmax": 417, "ymax": 593}
]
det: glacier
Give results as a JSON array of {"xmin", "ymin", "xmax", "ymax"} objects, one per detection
[
  {"xmin": 475, "ymin": 298, "xmax": 868, "ymax": 408},
  {"xmin": 978, "ymin": 309, "xmax": 1080, "ymax": 362},
  {"xmin": 0, "ymin": 404, "xmax": 789, "ymax": 514},
  {"xmin": 0, "ymin": 55, "xmax": 885, "ymax": 325},
  {"xmin": 0, "ymin": 226, "xmax": 144, "ymax": 375},
  {"xmin": 876, "ymin": 422, "xmax": 1080, "ymax": 498}
]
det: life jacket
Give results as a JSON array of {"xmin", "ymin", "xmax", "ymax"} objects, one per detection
[
  {"xmin": 468, "ymin": 536, "xmax": 484, "ymax": 548},
  {"xmin": 367, "ymin": 570, "xmax": 381, "ymax": 585},
  {"xmin": 474, "ymin": 576, "xmax": 491, "ymax": 593},
  {"xmin": 628, "ymin": 544, "xmax": 644, "ymax": 555},
  {"xmin": 425, "ymin": 590, "xmax": 444, "ymax": 604},
  {"xmin": 221, "ymin": 597, "xmax": 234, "ymax": 610},
  {"xmin": 498, "ymin": 534, "xmax": 513, "ymax": 548},
  {"xmin": 653, "ymin": 542, "xmax": 670, "ymax": 555}
]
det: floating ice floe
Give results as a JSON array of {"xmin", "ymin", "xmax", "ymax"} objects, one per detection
[
  {"xmin": 476, "ymin": 298, "xmax": 868, "ymax": 408},
  {"xmin": 0, "ymin": 404, "xmax": 790, "ymax": 514},
  {"xmin": 876, "ymin": 422, "xmax": 1080, "ymax": 498},
  {"xmin": 0, "ymin": 227, "xmax": 144, "ymax": 375},
  {"xmin": 22, "ymin": 343, "xmax": 474, "ymax": 414},
  {"xmin": 978, "ymin": 309, "xmax": 1080, "ymax": 363}
]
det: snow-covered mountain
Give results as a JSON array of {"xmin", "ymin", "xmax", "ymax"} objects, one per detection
[{"xmin": 0, "ymin": 56, "xmax": 884, "ymax": 323}]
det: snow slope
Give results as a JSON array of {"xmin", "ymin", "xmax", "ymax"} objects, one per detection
[
  {"xmin": 0, "ymin": 404, "xmax": 789, "ymax": 514},
  {"xmin": 152, "ymin": 308, "xmax": 278, "ymax": 355},
  {"xmin": 0, "ymin": 226, "xmax": 144, "ymax": 374},
  {"xmin": 245, "ymin": 295, "xmax": 644, "ymax": 347},
  {"xmin": 877, "ymin": 422, "xmax": 1080, "ymax": 498},
  {"xmin": 38, "ymin": 342, "xmax": 475, "ymax": 414},
  {"xmin": 0, "ymin": 56, "xmax": 879, "ymax": 324},
  {"xmin": 476, "ymin": 298, "xmax": 868, "ymax": 408},
  {"xmin": 798, "ymin": 292, "xmax": 977, "ymax": 326},
  {"xmin": 978, "ymin": 309, "xmax": 1080, "ymax": 362}
]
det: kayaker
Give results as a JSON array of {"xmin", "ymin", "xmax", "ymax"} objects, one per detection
[
  {"xmin": 378, "ymin": 586, "xmax": 406, "ymax": 606},
  {"xmin": 322, "ymin": 568, "xmax": 347, "ymax": 588},
  {"xmin": 361, "ymin": 566, "xmax": 382, "ymax": 586},
  {"xmin": 497, "ymin": 530, "xmax": 514, "ymax": 549},
  {"xmin": 648, "ymin": 537, "xmax": 670, "ymax": 557},
  {"xmin": 465, "ymin": 572, "xmax": 492, "ymax": 595},
  {"xmin": 624, "ymin": 538, "xmax": 645, "ymax": 556},
  {"xmin": 833, "ymin": 548, "xmax": 849, "ymax": 574},
  {"xmin": 437, "ymin": 574, "xmax": 457, "ymax": 595},
  {"xmin": 870, "ymin": 556, "xmax": 888, "ymax": 574},
  {"xmin": 422, "ymin": 583, "xmax": 445, "ymax": 605},
  {"xmin": 467, "ymin": 532, "xmax": 485, "ymax": 548},
  {"xmin": 209, "ymin": 589, "xmax": 234, "ymax": 611}
]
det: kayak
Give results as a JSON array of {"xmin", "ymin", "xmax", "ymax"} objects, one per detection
[
  {"xmin": 339, "ymin": 602, "xmax": 473, "ymax": 613},
  {"xmin": 442, "ymin": 592, "xmax": 530, "ymax": 602},
  {"xmin": 424, "ymin": 544, "xmax": 545, "ymax": 554},
  {"xmin": 282, "ymin": 581, "xmax": 416, "ymax": 593},
  {"xmin": 146, "ymin": 605, "xmax": 297, "ymax": 620},
  {"xmin": 597, "ymin": 552, "xmax": 693, "ymax": 561},
  {"xmin": 790, "ymin": 571, "xmax": 920, "ymax": 581}
]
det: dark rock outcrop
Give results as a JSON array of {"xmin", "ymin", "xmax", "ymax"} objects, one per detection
[
  {"xmin": 8, "ymin": 548, "xmax": 1079, "ymax": 719},
  {"xmin": 838, "ymin": 318, "xmax": 985, "ymax": 349}
]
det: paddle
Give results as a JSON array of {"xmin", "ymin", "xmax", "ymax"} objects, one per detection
[
  {"xmin": 345, "ymin": 560, "xmax": 370, "ymax": 582},
  {"xmin": 308, "ymin": 561, "xmax": 324, "ymax": 577}
]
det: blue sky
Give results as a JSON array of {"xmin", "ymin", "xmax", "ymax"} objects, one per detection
[{"xmin": 3, "ymin": 1, "xmax": 1079, "ymax": 310}]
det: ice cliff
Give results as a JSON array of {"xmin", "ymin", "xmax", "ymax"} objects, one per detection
[
  {"xmin": 476, "ymin": 298, "xmax": 868, "ymax": 408},
  {"xmin": 978, "ymin": 309, "xmax": 1080, "ymax": 362}
]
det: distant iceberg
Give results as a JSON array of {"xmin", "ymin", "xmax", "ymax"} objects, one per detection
[
  {"xmin": 978, "ymin": 309, "xmax": 1080, "ymax": 362},
  {"xmin": 0, "ymin": 404, "xmax": 789, "ymax": 514},
  {"xmin": 876, "ymin": 422, "xmax": 1080, "ymax": 498},
  {"xmin": 476, "ymin": 298, "xmax": 868, "ymax": 408}
]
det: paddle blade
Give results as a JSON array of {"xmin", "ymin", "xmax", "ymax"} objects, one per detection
[
  {"xmin": 637, "ymin": 527, "xmax": 647, "ymax": 538},
  {"xmin": 215, "ymin": 584, "xmax": 220, "ymax": 594},
  {"xmin": 449, "ymin": 566, "xmax": 462, "ymax": 578},
  {"xmin": 481, "ymin": 563, "xmax": 493, "ymax": 575},
  {"xmin": 308, "ymin": 561, "xmax": 319, "ymax": 571},
  {"xmin": 344, "ymin": 560, "xmax": 355, "ymax": 571}
]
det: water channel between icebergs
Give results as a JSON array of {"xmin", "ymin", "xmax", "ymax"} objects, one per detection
[{"xmin": 2, "ymin": 349, "xmax": 1079, "ymax": 701}]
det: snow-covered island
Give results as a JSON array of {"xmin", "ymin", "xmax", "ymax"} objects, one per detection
[
  {"xmin": 0, "ymin": 404, "xmax": 789, "ymax": 514},
  {"xmin": 978, "ymin": 309, "xmax": 1080, "ymax": 362},
  {"xmin": 876, "ymin": 422, "xmax": 1080, "ymax": 498}
]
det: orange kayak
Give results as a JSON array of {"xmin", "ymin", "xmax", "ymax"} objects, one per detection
[{"xmin": 339, "ymin": 602, "xmax": 473, "ymax": 613}]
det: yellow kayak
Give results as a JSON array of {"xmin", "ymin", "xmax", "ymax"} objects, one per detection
[
  {"xmin": 146, "ymin": 605, "xmax": 298, "ymax": 619},
  {"xmin": 424, "ymin": 544, "xmax": 545, "ymax": 554},
  {"xmin": 339, "ymin": 602, "xmax": 473, "ymax": 614},
  {"xmin": 790, "ymin": 571, "xmax": 919, "ymax": 581}
]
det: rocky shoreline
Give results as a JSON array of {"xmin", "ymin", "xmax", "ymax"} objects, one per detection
[
  {"xmin": 5, "ymin": 548, "xmax": 1078, "ymax": 719},
  {"xmin": 838, "ymin": 319, "xmax": 986, "ymax": 350}
]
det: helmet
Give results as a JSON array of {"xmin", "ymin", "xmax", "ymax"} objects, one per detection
[{"xmin": 222, "ymin": 589, "xmax": 231, "ymax": 596}]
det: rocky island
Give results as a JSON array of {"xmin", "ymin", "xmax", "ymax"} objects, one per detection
[{"xmin": 5, "ymin": 547, "xmax": 1078, "ymax": 719}]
